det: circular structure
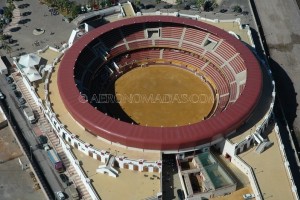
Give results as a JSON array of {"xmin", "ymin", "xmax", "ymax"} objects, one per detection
[
  {"xmin": 115, "ymin": 65, "xmax": 214, "ymax": 127},
  {"xmin": 58, "ymin": 16, "xmax": 262, "ymax": 151},
  {"xmin": 33, "ymin": 28, "xmax": 45, "ymax": 35}
]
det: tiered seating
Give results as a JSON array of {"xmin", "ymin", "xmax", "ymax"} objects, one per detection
[
  {"xmin": 219, "ymin": 95, "xmax": 229, "ymax": 109},
  {"xmin": 181, "ymin": 42, "xmax": 204, "ymax": 55},
  {"xmin": 88, "ymin": 38, "xmax": 101, "ymax": 49},
  {"xmin": 162, "ymin": 50, "xmax": 206, "ymax": 68},
  {"xmin": 74, "ymin": 47, "xmax": 95, "ymax": 78},
  {"xmin": 155, "ymin": 39, "xmax": 179, "ymax": 48},
  {"xmin": 203, "ymin": 64, "xmax": 229, "ymax": 96},
  {"xmin": 229, "ymin": 82, "xmax": 237, "ymax": 101},
  {"xmin": 74, "ymin": 63, "xmax": 87, "ymax": 78},
  {"xmin": 116, "ymin": 49, "xmax": 160, "ymax": 67},
  {"xmin": 100, "ymin": 29, "xmax": 123, "ymax": 49},
  {"xmin": 229, "ymin": 55, "xmax": 246, "ymax": 74},
  {"xmin": 184, "ymin": 27, "xmax": 208, "ymax": 45},
  {"xmin": 89, "ymin": 57, "xmax": 105, "ymax": 72},
  {"xmin": 161, "ymin": 25, "xmax": 184, "ymax": 39},
  {"xmin": 121, "ymin": 26, "xmax": 145, "ymax": 41},
  {"xmin": 208, "ymin": 34, "xmax": 221, "ymax": 42},
  {"xmin": 90, "ymin": 67, "xmax": 111, "ymax": 95},
  {"xmin": 77, "ymin": 47, "xmax": 95, "ymax": 64},
  {"xmin": 239, "ymin": 83, "xmax": 246, "ymax": 95},
  {"xmin": 109, "ymin": 44, "xmax": 128, "ymax": 56},
  {"xmin": 129, "ymin": 49, "xmax": 160, "ymax": 61},
  {"xmin": 82, "ymin": 71, "xmax": 93, "ymax": 88},
  {"xmin": 215, "ymin": 94, "xmax": 229, "ymax": 114},
  {"xmin": 128, "ymin": 40, "xmax": 153, "ymax": 49},
  {"xmin": 204, "ymin": 52, "xmax": 224, "ymax": 67},
  {"xmin": 215, "ymin": 41, "xmax": 237, "ymax": 60},
  {"xmin": 222, "ymin": 65, "xmax": 235, "ymax": 83}
]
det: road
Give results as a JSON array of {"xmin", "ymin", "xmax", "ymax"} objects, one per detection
[
  {"xmin": 251, "ymin": 0, "xmax": 300, "ymax": 196},
  {"xmin": 253, "ymin": 0, "xmax": 300, "ymax": 148},
  {"xmin": 0, "ymin": 74, "xmax": 72, "ymax": 200}
]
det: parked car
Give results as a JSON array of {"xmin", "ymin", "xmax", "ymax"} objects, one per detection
[
  {"xmin": 243, "ymin": 193, "xmax": 255, "ymax": 199},
  {"xmin": 163, "ymin": 4, "xmax": 172, "ymax": 9},
  {"xmin": 14, "ymin": 90, "xmax": 22, "ymax": 98},
  {"xmin": 190, "ymin": 4, "xmax": 198, "ymax": 10},
  {"xmin": 59, "ymin": 173, "xmax": 69, "ymax": 183},
  {"xmin": 43, "ymin": 144, "xmax": 50, "ymax": 151},
  {"xmin": 37, "ymin": 135, "xmax": 48, "ymax": 145},
  {"xmin": 10, "ymin": 83, "xmax": 17, "ymax": 90},
  {"xmin": 5, "ymin": 76, "xmax": 13, "ymax": 84},
  {"xmin": 220, "ymin": 9, "xmax": 227, "ymax": 13},
  {"xmin": 56, "ymin": 191, "xmax": 65, "ymax": 200},
  {"xmin": 18, "ymin": 97, "xmax": 26, "ymax": 105},
  {"xmin": 0, "ymin": 91, "xmax": 5, "ymax": 100},
  {"xmin": 184, "ymin": 5, "xmax": 190, "ymax": 10}
]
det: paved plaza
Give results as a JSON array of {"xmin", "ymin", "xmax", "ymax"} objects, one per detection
[{"xmin": 3, "ymin": 0, "xmax": 75, "ymax": 58}]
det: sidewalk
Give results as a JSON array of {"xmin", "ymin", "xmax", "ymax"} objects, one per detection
[
  {"xmin": 11, "ymin": 72, "xmax": 93, "ymax": 200},
  {"xmin": 3, "ymin": 3, "xmax": 21, "ymax": 35}
]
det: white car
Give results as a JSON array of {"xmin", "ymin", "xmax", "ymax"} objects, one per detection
[
  {"xmin": 43, "ymin": 144, "xmax": 50, "ymax": 151},
  {"xmin": 56, "ymin": 191, "xmax": 65, "ymax": 200},
  {"xmin": 0, "ymin": 92, "xmax": 5, "ymax": 100},
  {"xmin": 243, "ymin": 193, "xmax": 255, "ymax": 199}
]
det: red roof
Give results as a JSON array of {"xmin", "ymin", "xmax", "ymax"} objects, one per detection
[{"xmin": 58, "ymin": 16, "xmax": 262, "ymax": 151}]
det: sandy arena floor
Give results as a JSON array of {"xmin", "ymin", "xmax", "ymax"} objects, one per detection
[{"xmin": 115, "ymin": 65, "xmax": 215, "ymax": 127}]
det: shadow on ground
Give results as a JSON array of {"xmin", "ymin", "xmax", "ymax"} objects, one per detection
[
  {"xmin": 10, "ymin": 27, "xmax": 21, "ymax": 32},
  {"xmin": 269, "ymin": 58, "xmax": 299, "ymax": 149}
]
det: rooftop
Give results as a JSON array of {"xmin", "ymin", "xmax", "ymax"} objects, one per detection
[
  {"xmin": 72, "ymin": 148, "xmax": 161, "ymax": 200},
  {"xmin": 239, "ymin": 128, "xmax": 295, "ymax": 200}
]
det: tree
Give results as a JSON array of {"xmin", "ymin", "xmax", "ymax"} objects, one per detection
[
  {"xmin": 3, "ymin": 7, "xmax": 13, "ymax": 19},
  {"xmin": 232, "ymin": 5, "xmax": 242, "ymax": 13},
  {"xmin": 63, "ymin": 0, "xmax": 72, "ymax": 14},
  {"xmin": 196, "ymin": 0, "xmax": 205, "ymax": 9},
  {"xmin": 135, "ymin": 0, "xmax": 141, "ymax": 6},
  {"xmin": 2, "ymin": 41, "xmax": 12, "ymax": 57},
  {"xmin": 71, "ymin": 4, "xmax": 81, "ymax": 18},
  {"xmin": 0, "ymin": 34, "xmax": 5, "ymax": 49}
]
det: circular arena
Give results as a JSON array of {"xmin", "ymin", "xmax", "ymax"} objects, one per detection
[{"xmin": 58, "ymin": 16, "xmax": 262, "ymax": 151}]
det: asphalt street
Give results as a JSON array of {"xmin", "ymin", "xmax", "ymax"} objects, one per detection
[
  {"xmin": 253, "ymin": 0, "xmax": 300, "ymax": 148},
  {"xmin": 0, "ymin": 74, "xmax": 72, "ymax": 200}
]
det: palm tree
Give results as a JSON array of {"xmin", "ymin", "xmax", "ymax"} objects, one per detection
[
  {"xmin": 0, "ymin": 34, "xmax": 4, "ymax": 49},
  {"xmin": 2, "ymin": 41, "xmax": 12, "ymax": 57}
]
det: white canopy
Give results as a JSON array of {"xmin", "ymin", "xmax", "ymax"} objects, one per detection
[
  {"xmin": 23, "ymin": 67, "xmax": 42, "ymax": 82},
  {"xmin": 18, "ymin": 53, "xmax": 41, "ymax": 67}
]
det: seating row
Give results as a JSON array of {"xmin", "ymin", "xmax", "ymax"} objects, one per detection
[
  {"xmin": 215, "ymin": 41, "xmax": 237, "ymax": 60},
  {"xmin": 229, "ymin": 55, "xmax": 246, "ymax": 74},
  {"xmin": 184, "ymin": 27, "xmax": 208, "ymax": 45},
  {"xmin": 161, "ymin": 25, "xmax": 183, "ymax": 39}
]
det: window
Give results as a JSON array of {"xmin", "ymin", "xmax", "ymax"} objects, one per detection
[
  {"xmin": 147, "ymin": 28, "xmax": 160, "ymax": 38},
  {"xmin": 203, "ymin": 39, "xmax": 217, "ymax": 50}
]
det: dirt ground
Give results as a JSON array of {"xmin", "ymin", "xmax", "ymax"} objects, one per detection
[
  {"xmin": 115, "ymin": 65, "xmax": 215, "ymax": 127},
  {"xmin": 0, "ymin": 126, "xmax": 23, "ymax": 162}
]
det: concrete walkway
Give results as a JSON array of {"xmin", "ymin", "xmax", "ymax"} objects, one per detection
[
  {"xmin": 11, "ymin": 72, "xmax": 93, "ymax": 200},
  {"xmin": 3, "ymin": 3, "xmax": 21, "ymax": 35}
]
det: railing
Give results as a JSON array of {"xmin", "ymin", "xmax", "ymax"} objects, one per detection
[
  {"xmin": 231, "ymin": 155, "xmax": 263, "ymax": 200},
  {"xmin": 61, "ymin": 141, "xmax": 101, "ymax": 200},
  {"xmin": 274, "ymin": 124, "xmax": 300, "ymax": 200}
]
